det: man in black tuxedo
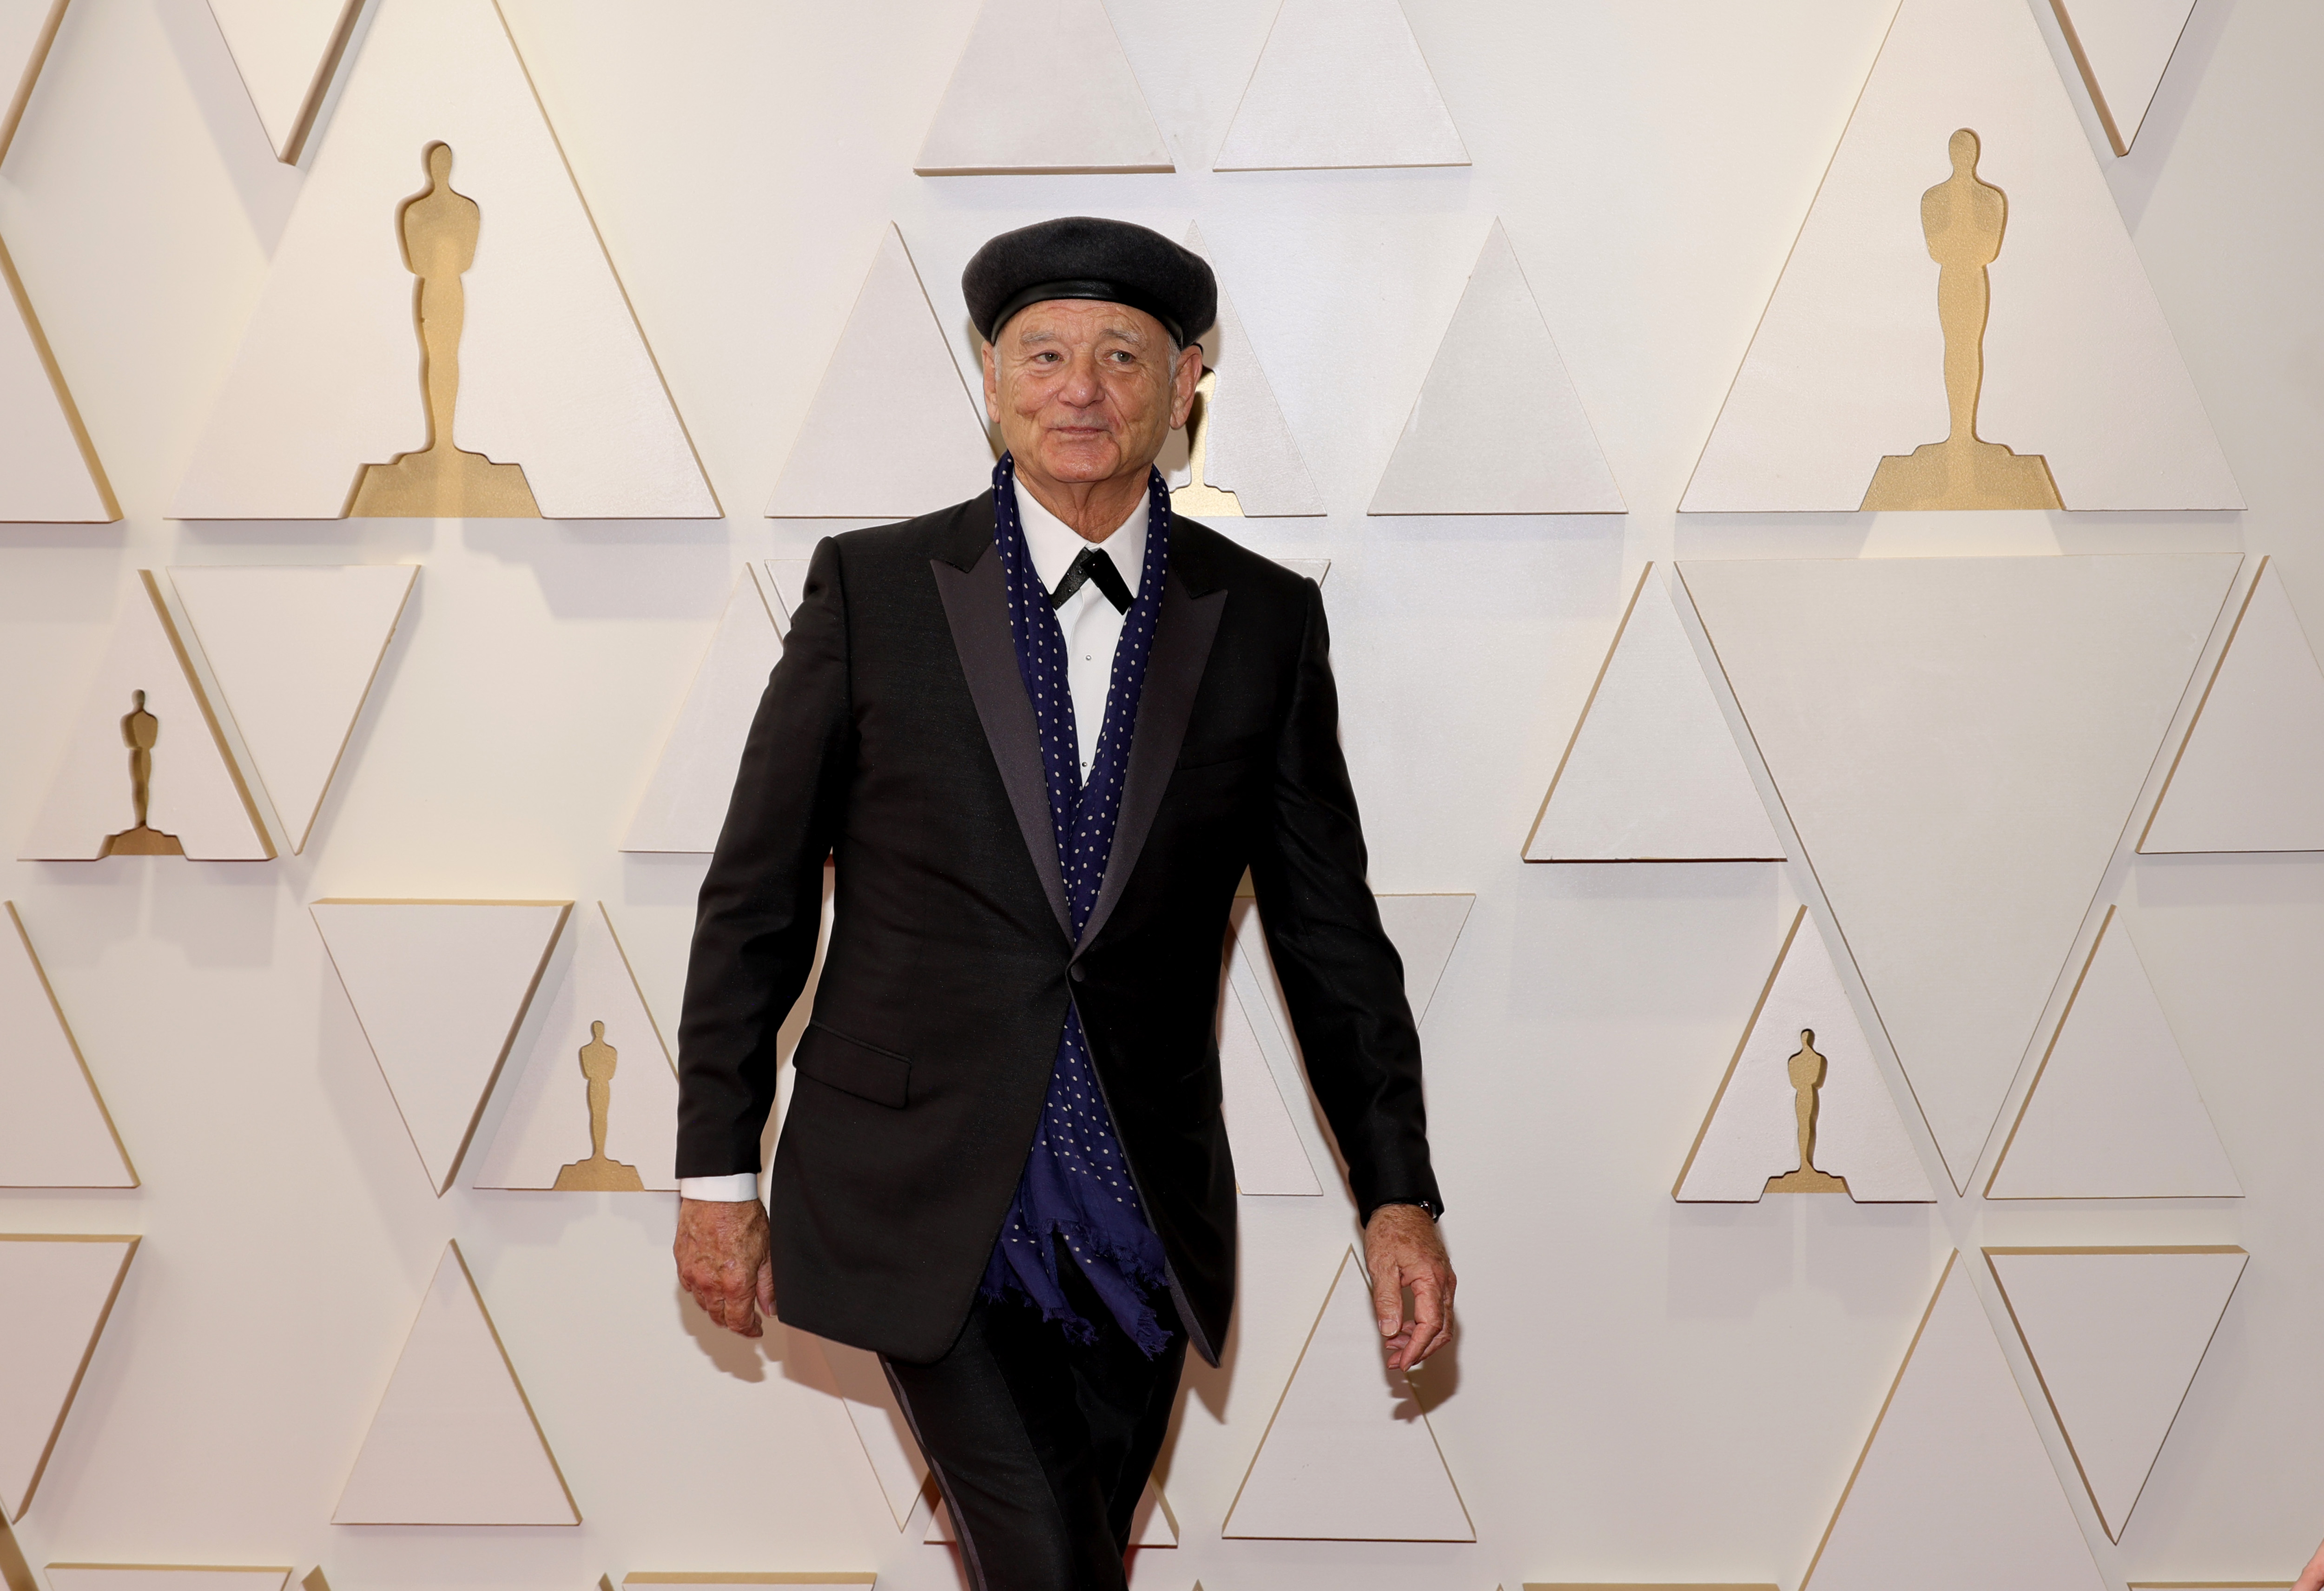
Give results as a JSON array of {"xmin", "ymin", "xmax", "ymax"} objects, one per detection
[{"xmin": 673, "ymin": 216, "xmax": 1453, "ymax": 1591}]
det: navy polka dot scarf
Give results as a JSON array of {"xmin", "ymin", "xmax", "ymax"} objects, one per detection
[{"xmin": 975, "ymin": 450, "xmax": 1174, "ymax": 1356}]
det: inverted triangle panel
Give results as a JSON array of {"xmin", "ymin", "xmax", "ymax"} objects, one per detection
[
  {"xmin": 0, "ymin": 233, "xmax": 114, "ymax": 523},
  {"xmin": 1802, "ymin": 1252, "xmax": 2106, "ymax": 1591},
  {"xmin": 913, "ymin": 0, "xmax": 1170, "ymax": 175},
  {"xmin": 1218, "ymin": 972, "xmax": 1320, "ymax": 1197},
  {"xmin": 766, "ymin": 224, "xmax": 992, "ymax": 518},
  {"xmin": 1371, "ymin": 894, "xmax": 1471, "ymax": 1024},
  {"xmin": 168, "ymin": 564, "xmax": 416, "ymax": 854},
  {"xmin": 1213, "ymin": 0, "xmax": 1467, "ymax": 171},
  {"xmin": 172, "ymin": 0, "xmax": 717, "ymax": 519},
  {"xmin": 1682, "ymin": 554, "xmax": 2234, "ymax": 1189},
  {"xmin": 622, "ymin": 567, "xmax": 784, "ymax": 854},
  {"xmin": 205, "ymin": 0, "xmax": 364, "ymax": 162},
  {"xmin": 0, "ymin": 1234, "xmax": 137, "ymax": 1521},
  {"xmin": 1677, "ymin": 907, "xmax": 1934, "ymax": 1203},
  {"xmin": 46, "ymin": 1570, "xmax": 290, "ymax": 1591},
  {"xmin": 1163, "ymin": 224, "xmax": 1322, "ymax": 518},
  {"xmin": 1370, "ymin": 221, "xmax": 1622, "ymax": 515},
  {"xmin": 311, "ymin": 898, "xmax": 570, "ymax": 1194},
  {"xmin": 793, "ymin": 1334, "xmax": 927, "ymax": 1531},
  {"xmin": 334, "ymin": 1241, "xmax": 577, "ymax": 1523},
  {"xmin": 1681, "ymin": 0, "xmax": 2239, "ymax": 512},
  {"xmin": 2052, "ymin": 0, "xmax": 2195, "ymax": 155},
  {"xmin": 1987, "ymin": 1245, "xmax": 2245, "ymax": 1540},
  {"xmin": 0, "ymin": 903, "xmax": 134, "ymax": 1188},
  {"xmin": 1987, "ymin": 906, "xmax": 2238, "ymax": 1198},
  {"xmin": 1527, "ymin": 564, "xmax": 1785, "ymax": 861},
  {"xmin": 0, "ymin": 0, "xmax": 66, "ymax": 162},
  {"xmin": 2142, "ymin": 559, "xmax": 2324, "ymax": 853}
]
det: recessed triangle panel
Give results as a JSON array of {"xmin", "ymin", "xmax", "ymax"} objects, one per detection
[
  {"xmin": 766, "ymin": 225, "xmax": 993, "ymax": 517},
  {"xmin": 1222, "ymin": 1247, "xmax": 1472, "ymax": 1540},
  {"xmin": 172, "ymin": 0, "xmax": 717, "ymax": 519},
  {"xmin": 20, "ymin": 574, "xmax": 271, "ymax": 860},
  {"xmin": 2051, "ymin": 0, "xmax": 2195, "ymax": 156},
  {"xmin": 1526, "ymin": 565, "xmax": 1785, "ymax": 862},
  {"xmin": 761, "ymin": 559, "xmax": 811, "ymax": 629},
  {"xmin": 205, "ymin": 0, "xmax": 364, "ymax": 163},
  {"xmin": 167, "ymin": 565, "xmax": 416, "ymax": 855},
  {"xmin": 1165, "ymin": 225, "xmax": 1322, "ymax": 518},
  {"xmin": 1681, "ymin": 554, "xmax": 2235, "ymax": 1189},
  {"xmin": 0, "ymin": 234, "xmax": 117, "ymax": 524},
  {"xmin": 0, "ymin": 1234, "xmax": 137, "ymax": 1521},
  {"xmin": 2142, "ymin": 559, "xmax": 2324, "ymax": 853},
  {"xmin": 931, "ymin": 1480, "xmax": 1174, "ymax": 1547},
  {"xmin": 1986, "ymin": 1245, "xmax": 2246, "ymax": 1540},
  {"xmin": 791, "ymin": 1333, "xmax": 927, "ymax": 1531},
  {"xmin": 334, "ymin": 1242, "xmax": 578, "ymax": 1524},
  {"xmin": 0, "ymin": 0, "xmax": 67, "ymax": 161},
  {"xmin": 1987, "ymin": 907, "xmax": 2237, "ymax": 1198},
  {"xmin": 912, "ymin": 0, "xmax": 1170, "ymax": 175},
  {"xmin": 1212, "ymin": 0, "xmax": 1467, "ymax": 171},
  {"xmin": 46, "ymin": 1570, "xmax": 290, "ymax": 1591},
  {"xmin": 310, "ymin": 899, "xmax": 570, "ymax": 1194},
  {"xmin": 1676, "ymin": 907, "xmax": 1934, "ymax": 1203},
  {"xmin": 1681, "ymin": 0, "xmax": 2239, "ymax": 512},
  {"xmin": 1, "ymin": 903, "xmax": 135, "ymax": 1188},
  {"xmin": 1370, "ymin": 894, "xmax": 1471, "ymax": 1024},
  {"xmin": 622, "ymin": 568, "xmax": 784, "ymax": 854},
  {"xmin": 1218, "ymin": 973, "xmax": 1320, "ymax": 1197},
  {"xmin": 1369, "ymin": 221, "xmax": 1622, "ymax": 516},
  {"xmin": 473, "ymin": 903, "xmax": 677, "ymax": 1190},
  {"xmin": 1801, "ymin": 1252, "xmax": 2106, "ymax": 1591}
]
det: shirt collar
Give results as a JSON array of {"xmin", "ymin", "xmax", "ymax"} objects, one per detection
[{"xmin": 1012, "ymin": 477, "xmax": 1147, "ymax": 599}]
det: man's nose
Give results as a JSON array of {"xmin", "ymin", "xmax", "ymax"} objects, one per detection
[{"xmin": 1056, "ymin": 351, "xmax": 1103, "ymax": 406}]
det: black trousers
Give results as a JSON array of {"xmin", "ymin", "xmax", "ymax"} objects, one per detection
[{"xmin": 883, "ymin": 1266, "xmax": 1187, "ymax": 1591}]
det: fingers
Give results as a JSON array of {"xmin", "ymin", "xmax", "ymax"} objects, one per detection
[
  {"xmin": 1398, "ymin": 1274, "xmax": 1445, "ymax": 1371},
  {"xmin": 1372, "ymin": 1263, "xmax": 1406, "ymax": 1344}
]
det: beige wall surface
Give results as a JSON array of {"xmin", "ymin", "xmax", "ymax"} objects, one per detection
[{"xmin": 1, "ymin": 0, "xmax": 2318, "ymax": 1587}]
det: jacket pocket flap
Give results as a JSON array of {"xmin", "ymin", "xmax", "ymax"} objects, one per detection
[{"xmin": 793, "ymin": 1023, "xmax": 911, "ymax": 1108}]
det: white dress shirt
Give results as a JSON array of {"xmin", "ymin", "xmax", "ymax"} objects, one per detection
[{"xmin": 680, "ymin": 481, "xmax": 1149, "ymax": 1203}]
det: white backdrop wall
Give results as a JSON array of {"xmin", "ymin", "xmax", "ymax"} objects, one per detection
[{"xmin": 0, "ymin": 1, "xmax": 2319, "ymax": 1588}]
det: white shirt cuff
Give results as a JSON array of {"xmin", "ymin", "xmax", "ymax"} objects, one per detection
[{"xmin": 679, "ymin": 1173, "xmax": 761, "ymax": 1202}]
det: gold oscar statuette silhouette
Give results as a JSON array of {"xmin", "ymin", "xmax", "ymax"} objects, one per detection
[
  {"xmin": 1763, "ymin": 1027, "xmax": 1851, "ymax": 1195},
  {"xmin": 1169, "ymin": 368, "xmax": 1243, "ymax": 518},
  {"xmin": 100, "ymin": 690, "xmax": 185, "ymax": 857},
  {"xmin": 1860, "ymin": 128, "xmax": 2063, "ymax": 511},
  {"xmin": 347, "ymin": 141, "xmax": 541, "ymax": 518},
  {"xmin": 554, "ymin": 1019, "xmax": 646, "ymax": 1191}
]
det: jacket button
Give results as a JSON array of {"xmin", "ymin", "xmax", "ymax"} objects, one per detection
[{"xmin": 1069, "ymin": 963, "xmax": 1086, "ymax": 983}]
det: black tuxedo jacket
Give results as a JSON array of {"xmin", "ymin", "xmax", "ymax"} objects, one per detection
[{"xmin": 676, "ymin": 490, "xmax": 1440, "ymax": 1365}]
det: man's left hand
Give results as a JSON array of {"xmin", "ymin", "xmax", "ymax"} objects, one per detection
[{"xmin": 1364, "ymin": 1202, "xmax": 1454, "ymax": 1374}]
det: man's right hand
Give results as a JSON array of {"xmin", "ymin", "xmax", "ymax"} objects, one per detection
[{"xmin": 675, "ymin": 1196, "xmax": 775, "ymax": 1338}]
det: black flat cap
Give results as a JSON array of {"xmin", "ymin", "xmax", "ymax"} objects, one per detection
[{"xmin": 964, "ymin": 216, "xmax": 1215, "ymax": 348}]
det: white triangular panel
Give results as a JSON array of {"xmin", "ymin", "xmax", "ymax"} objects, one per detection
[
  {"xmin": 1988, "ymin": 907, "xmax": 2238, "ymax": 1198},
  {"xmin": 1222, "ymin": 1247, "xmax": 1472, "ymax": 1540},
  {"xmin": 1163, "ymin": 226, "xmax": 1321, "ymax": 517},
  {"xmin": 473, "ymin": 904, "xmax": 677, "ymax": 1190},
  {"xmin": 47, "ymin": 1570, "xmax": 290, "ymax": 1591},
  {"xmin": 205, "ymin": 0, "xmax": 363, "ymax": 162},
  {"xmin": 310, "ymin": 899, "xmax": 570, "ymax": 1194},
  {"xmin": 1275, "ymin": 559, "xmax": 1329, "ymax": 587},
  {"xmin": 0, "ymin": 0, "xmax": 66, "ymax": 161},
  {"xmin": 1526, "ymin": 565, "xmax": 1785, "ymax": 862},
  {"xmin": 21, "ymin": 575, "xmax": 270, "ymax": 861},
  {"xmin": 1801, "ymin": 1253, "xmax": 2106, "ymax": 1591},
  {"xmin": 168, "ymin": 564, "xmax": 416, "ymax": 854},
  {"xmin": 930, "ymin": 1481, "xmax": 1175, "ymax": 1547},
  {"xmin": 1213, "ymin": 0, "xmax": 1467, "ymax": 171},
  {"xmin": 0, "ymin": 1234, "xmax": 137, "ymax": 1521},
  {"xmin": 622, "ymin": 568, "xmax": 784, "ymax": 854},
  {"xmin": 761, "ymin": 559, "xmax": 812, "ymax": 629},
  {"xmin": 1676, "ymin": 907, "xmax": 1934, "ymax": 1203},
  {"xmin": 0, "ymin": 235, "xmax": 113, "ymax": 523},
  {"xmin": 1681, "ymin": 0, "xmax": 2240, "ymax": 512},
  {"xmin": 766, "ymin": 225, "xmax": 993, "ymax": 517},
  {"xmin": 1987, "ymin": 1246, "xmax": 2246, "ymax": 1539},
  {"xmin": 172, "ymin": 0, "xmax": 717, "ymax": 519},
  {"xmin": 913, "ymin": 0, "xmax": 1170, "ymax": 175},
  {"xmin": 1, "ymin": 903, "xmax": 134, "ymax": 1188},
  {"xmin": 1369, "ymin": 221, "xmax": 1622, "ymax": 515},
  {"xmin": 795, "ymin": 1334, "xmax": 927, "ymax": 1531},
  {"xmin": 2053, "ymin": 0, "xmax": 2195, "ymax": 155},
  {"xmin": 2142, "ymin": 559, "xmax": 2324, "ymax": 853},
  {"xmin": 334, "ymin": 1242, "xmax": 577, "ymax": 1524},
  {"xmin": 1371, "ymin": 894, "xmax": 1471, "ymax": 1024},
  {"xmin": 1681, "ymin": 554, "xmax": 2234, "ymax": 1189},
  {"xmin": 1219, "ymin": 973, "xmax": 1320, "ymax": 1197}
]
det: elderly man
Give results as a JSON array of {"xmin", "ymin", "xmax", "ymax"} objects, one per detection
[{"xmin": 673, "ymin": 216, "xmax": 1453, "ymax": 1591}]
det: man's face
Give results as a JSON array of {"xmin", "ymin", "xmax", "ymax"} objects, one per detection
[{"xmin": 982, "ymin": 299, "xmax": 1202, "ymax": 489}]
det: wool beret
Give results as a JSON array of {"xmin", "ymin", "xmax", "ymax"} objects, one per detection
[{"xmin": 963, "ymin": 216, "xmax": 1216, "ymax": 349}]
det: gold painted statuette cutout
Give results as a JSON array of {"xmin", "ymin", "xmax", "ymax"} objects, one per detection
[
  {"xmin": 1763, "ymin": 1028, "xmax": 1850, "ymax": 1195},
  {"xmin": 100, "ymin": 690, "xmax": 185, "ymax": 857},
  {"xmin": 1860, "ymin": 129, "xmax": 2062, "ymax": 511},
  {"xmin": 347, "ymin": 142, "xmax": 540, "ymax": 519},
  {"xmin": 553, "ymin": 1020, "xmax": 644, "ymax": 1191},
  {"xmin": 1169, "ymin": 368, "xmax": 1242, "ymax": 518}
]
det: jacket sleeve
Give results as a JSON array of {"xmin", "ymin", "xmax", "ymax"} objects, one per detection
[
  {"xmin": 1245, "ymin": 578, "xmax": 1444, "ymax": 1221},
  {"xmin": 675, "ymin": 536, "xmax": 855, "ymax": 1178}
]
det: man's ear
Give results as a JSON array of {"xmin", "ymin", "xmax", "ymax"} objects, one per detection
[
  {"xmin": 1172, "ymin": 343, "xmax": 1203, "ymax": 428},
  {"xmin": 981, "ymin": 341, "xmax": 1002, "ymax": 423}
]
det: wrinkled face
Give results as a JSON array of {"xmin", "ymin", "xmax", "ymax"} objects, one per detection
[{"xmin": 982, "ymin": 298, "xmax": 1202, "ymax": 487}]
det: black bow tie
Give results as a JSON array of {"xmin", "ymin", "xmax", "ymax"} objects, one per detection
[{"xmin": 1050, "ymin": 546, "xmax": 1134, "ymax": 614}]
